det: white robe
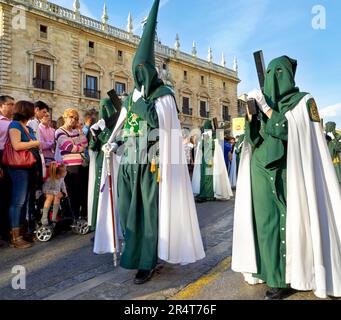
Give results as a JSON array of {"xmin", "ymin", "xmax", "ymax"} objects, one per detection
[
  {"xmin": 232, "ymin": 94, "xmax": 341, "ymax": 298},
  {"xmin": 192, "ymin": 135, "xmax": 233, "ymax": 200},
  {"xmin": 94, "ymin": 95, "xmax": 205, "ymax": 265}
]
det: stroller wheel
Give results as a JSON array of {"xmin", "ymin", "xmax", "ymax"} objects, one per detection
[
  {"xmin": 72, "ymin": 219, "xmax": 90, "ymax": 235},
  {"xmin": 36, "ymin": 226, "xmax": 53, "ymax": 242}
]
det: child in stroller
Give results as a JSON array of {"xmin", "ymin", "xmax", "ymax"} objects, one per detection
[
  {"xmin": 36, "ymin": 162, "xmax": 89, "ymax": 241},
  {"xmin": 41, "ymin": 161, "xmax": 67, "ymax": 226}
]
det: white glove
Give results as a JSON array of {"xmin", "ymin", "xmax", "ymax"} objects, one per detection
[
  {"xmin": 102, "ymin": 142, "xmax": 119, "ymax": 156},
  {"xmin": 247, "ymin": 89, "xmax": 271, "ymax": 114},
  {"xmin": 98, "ymin": 119, "xmax": 106, "ymax": 131},
  {"xmin": 132, "ymin": 85, "xmax": 145, "ymax": 102},
  {"xmin": 133, "ymin": 89, "xmax": 142, "ymax": 103},
  {"xmin": 90, "ymin": 119, "xmax": 106, "ymax": 136}
]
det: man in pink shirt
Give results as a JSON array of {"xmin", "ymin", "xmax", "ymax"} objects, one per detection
[
  {"xmin": 38, "ymin": 112, "xmax": 55, "ymax": 164},
  {"xmin": 0, "ymin": 95, "xmax": 15, "ymax": 245}
]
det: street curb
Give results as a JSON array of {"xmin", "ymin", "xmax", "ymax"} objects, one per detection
[{"xmin": 169, "ymin": 256, "xmax": 232, "ymax": 300}]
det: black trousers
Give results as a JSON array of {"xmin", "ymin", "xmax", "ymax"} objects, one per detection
[{"xmin": 65, "ymin": 165, "xmax": 82, "ymax": 219}]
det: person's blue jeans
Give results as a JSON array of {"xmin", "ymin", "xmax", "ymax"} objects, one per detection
[{"xmin": 7, "ymin": 168, "xmax": 30, "ymax": 229}]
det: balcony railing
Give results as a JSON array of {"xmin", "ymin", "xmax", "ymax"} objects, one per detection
[
  {"xmin": 14, "ymin": 0, "xmax": 238, "ymax": 79},
  {"xmin": 200, "ymin": 109, "xmax": 209, "ymax": 118},
  {"xmin": 223, "ymin": 114, "xmax": 231, "ymax": 122},
  {"xmin": 182, "ymin": 107, "xmax": 193, "ymax": 116},
  {"xmin": 33, "ymin": 78, "xmax": 55, "ymax": 91},
  {"xmin": 84, "ymin": 88, "xmax": 101, "ymax": 99}
]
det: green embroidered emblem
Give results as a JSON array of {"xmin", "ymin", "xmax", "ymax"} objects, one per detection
[
  {"xmin": 307, "ymin": 98, "xmax": 320, "ymax": 122},
  {"xmin": 122, "ymin": 97, "xmax": 144, "ymax": 138}
]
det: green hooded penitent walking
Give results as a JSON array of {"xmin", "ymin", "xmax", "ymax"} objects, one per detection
[
  {"xmin": 88, "ymin": 98, "xmax": 118, "ymax": 231},
  {"xmin": 325, "ymin": 122, "xmax": 341, "ymax": 184},
  {"xmin": 116, "ymin": 0, "xmax": 174, "ymax": 277},
  {"xmin": 245, "ymin": 56, "xmax": 307, "ymax": 288},
  {"xmin": 195, "ymin": 120, "xmax": 215, "ymax": 201}
]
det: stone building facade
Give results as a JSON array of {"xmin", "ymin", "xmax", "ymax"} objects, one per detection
[{"xmin": 0, "ymin": 0, "xmax": 240, "ymax": 131}]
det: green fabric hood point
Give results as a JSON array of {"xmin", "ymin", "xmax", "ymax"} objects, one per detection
[{"xmin": 132, "ymin": 0, "xmax": 164, "ymax": 99}]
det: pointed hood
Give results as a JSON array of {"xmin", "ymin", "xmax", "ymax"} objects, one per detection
[
  {"xmin": 203, "ymin": 120, "xmax": 213, "ymax": 130},
  {"xmin": 99, "ymin": 97, "xmax": 116, "ymax": 120},
  {"xmin": 263, "ymin": 56, "xmax": 307, "ymax": 113},
  {"xmin": 132, "ymin": 0, "xmax": 163, "ymax": 98}
]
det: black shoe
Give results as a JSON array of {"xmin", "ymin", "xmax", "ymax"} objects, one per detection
[
  {"xmin": 265, "ymin": 287, "xmax": 295, "ymax": 300},
  {"xmin": 90, "ymin": 236, "xmax": 94, "ymax": 243},
  {"xmin": 134, "ymin": 269, "xmax": 154, "ymax": 285}
]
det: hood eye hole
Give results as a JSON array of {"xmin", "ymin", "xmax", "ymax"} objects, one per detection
[
  {"xmin": 277, "ymin": 68, "xmax": 283, "ymax": 73},
  {"xmin": 267, "ymin": 69, "xmax": 271, "ymax": 74}
]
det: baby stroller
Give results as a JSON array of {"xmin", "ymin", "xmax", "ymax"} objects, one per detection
[{"xmin": 35, "ymin": 194, "xmax": 90, "ymax": 242}]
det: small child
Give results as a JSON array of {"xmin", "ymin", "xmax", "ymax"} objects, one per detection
[{"xmin": 41, "ymin": 162, "xmax": 68, "ymax": 226}]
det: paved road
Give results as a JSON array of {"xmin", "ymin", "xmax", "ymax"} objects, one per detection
[
  {"xmin": 1, "ymin": 198, "xmax": 338, "ymax": 301},
  {"xmin": 0, "ymin": 199, "xmax": 234, "ymax": 300}
]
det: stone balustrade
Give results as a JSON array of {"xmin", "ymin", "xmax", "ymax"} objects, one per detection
[{"xmin": 13, "ymin": 0, "xmax": 238, "ymax": 79}]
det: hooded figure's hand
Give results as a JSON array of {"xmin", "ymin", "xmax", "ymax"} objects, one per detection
[
  {"xmin": 247, "ymin": 90, "xmax": 271, "ymax": 115},
  {"xmin": 102, "ymin": 142, "xmax": 119, "ymax": 156},
  {"xmin": 132, "ymin": 85, "xmax": 145, "ymax": 102},
  {"xmin": 90, "ymin": 119, "xmax": 105, "ymax": 136}
]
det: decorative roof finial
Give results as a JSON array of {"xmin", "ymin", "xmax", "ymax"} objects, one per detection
[
  {"xmin": 127, "ymin": 13, "xmax": 133, "ymax": 33},
  {"xmin": 192, "ymin": 41, "xmax": 197, "ymax": 57},
  {"xmin": 208, "ymin": 47, "xmax": 213, "ymax": 63},
  {"xmin": 73, "ymin": 0, "xmax": 80, "ymax": 13},
  {"xmin": 175, "ymin": 33, "xmax": 180, "ymax": 50},
  {"xmin": 221, "ymin": 52, "xmax": 226, "ymax": 67},
  {"xmin": 233, "ymin": 56, "xmax": 238, "ymax": 73},
  {"xmin": 102, "ymin": 1, "xmax": 109, "ymax": 24}
]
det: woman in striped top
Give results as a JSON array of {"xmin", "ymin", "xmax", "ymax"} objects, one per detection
[{"xmin": 55, "ymin": 108, "xmax": 88, "ymax": 218}]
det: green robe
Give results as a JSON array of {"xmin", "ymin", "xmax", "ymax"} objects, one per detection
[
  {"xmin": 246, "ymin": 112, "xmax": 288, "ymax": 288},
  {"xmin": 327, "ymin": 133, "xmax": 341, "ymax": 184},
  {"xmin": 195, "ymin": 134, "xmax": 215, "ymax": 201},
  {"xmin": 117, "ymin": 86, "xmax": 173, "ymax": 270},
  {"xmin": 235, "ymin": 134, "xmax": 245, "ymax": 174},
  {"xmin": 246, "ymin": 56, "xmax": 307, "ymax": 288}
]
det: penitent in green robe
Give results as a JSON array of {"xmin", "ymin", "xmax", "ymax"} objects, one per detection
[
  {"xmin": 195, "ymin": 133, "xmax": 215, "ymax": 201},
  {"xmin": 327, "ymin": 133, "xmax": 341, "ymax": 184},
  {"xmin": 88, "ymin": 98, "xmax": 117, "ymax": 231},
  {"xmin": 246, "ymin": 56, "xmax": 307, "ymax": 288},
  {"xmin": 117, "ymin": 86, "xmax": 174, "ymax": 270}
]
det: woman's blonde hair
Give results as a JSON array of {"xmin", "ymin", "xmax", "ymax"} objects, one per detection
[{"xmin": 63, "ymin": 108, "xmax": 79, "ymax": 119}]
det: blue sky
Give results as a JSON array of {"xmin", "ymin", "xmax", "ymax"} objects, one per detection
[{"xmin": 53, "ymin": 0, "xmax": 341, "ymax": 129}]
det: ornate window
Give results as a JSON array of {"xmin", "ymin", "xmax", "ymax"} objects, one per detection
[
  {"xmin": 200, "ymin": 100, "xmax": 209, "ymax": 118},
  {"xmin": 40, "ymin": 25, "xmax": 48, "ymax": 39},
  {"xmin": 28, "ymin": 49, "xmax": 57, "ymax": 92},
  {"xmin": 182, "ymin": 96, "xmax": 192, "ymax": 115},
  {"xmin": 110, "ymin": 69, "xmax": 131, "ymax": 96},
  {"xmin": 115, "ymin": 82, "xmax": 126, "ymax": 95},
  {"xmin": 80, "ymin": 60, "xmax": 104, "ymax": 100},
  {"xmin": 222, "ymin": 105, "xmax": 231, "ymax": 122}
]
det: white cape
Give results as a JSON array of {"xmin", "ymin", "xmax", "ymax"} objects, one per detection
[
  {"xmin": 90, "ymin": 111, "xmax": 126, "ymax": 254},
  {"xmin": 94, "ymin": 95, "xmax": 205, "ymax": 264},
  {"xmin": 232, "ymin": 94, "xmax": 341, "ymax": 298},
  {"xmin": 192, "ymin": 137, "xmax": 233, "ymax": 200}
]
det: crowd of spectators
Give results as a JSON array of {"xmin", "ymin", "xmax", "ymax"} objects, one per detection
[{"xmin": 0, "ymin": 96, "xmax": 96, "ymax": 249}]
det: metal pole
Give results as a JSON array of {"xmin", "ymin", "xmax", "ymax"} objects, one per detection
[{"xmin": 106, "ymin": 154, "xmax": 118, "ymax": 267}]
